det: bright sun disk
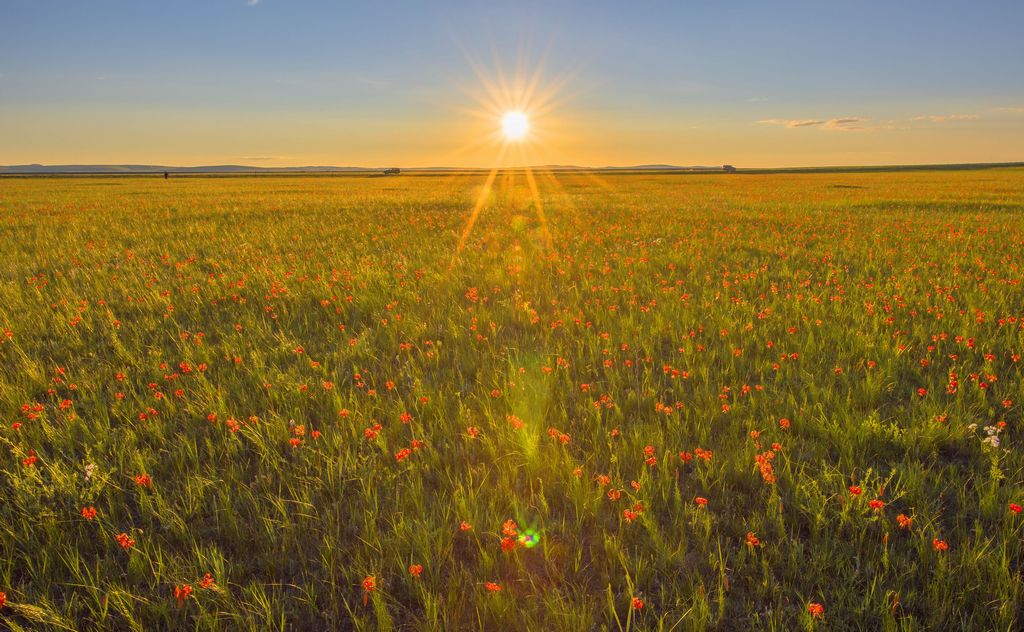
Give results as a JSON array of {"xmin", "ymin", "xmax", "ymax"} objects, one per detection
[{"xmin": 501, "ymin": 111, "xmax": 529, "ymax": 140}]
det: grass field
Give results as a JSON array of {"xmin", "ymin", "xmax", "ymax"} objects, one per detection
[{"xmin": 1, "ymin": 169, "xmax": 1022, "ymax": 631}]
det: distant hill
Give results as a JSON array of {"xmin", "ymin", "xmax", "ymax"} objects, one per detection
[
  {"xmin": 0, "ymin": 164, "xmax": 377, "ymax": 174},
  {"xmin": 2, "ymin": 162, "xmax": 1021, "ymax": 175},
  {"xmin": 0, "ymin": 163, "xmax": 719, "ymax": 175}
]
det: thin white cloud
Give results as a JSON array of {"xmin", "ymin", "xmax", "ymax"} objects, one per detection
[
  {"xmin": 757, "ymin": 117, "xmax": 866, "ymax": 131},
  {"xmin": 746, "ymin": 97, "xmax": 769, "ymax": 103},
  {"xmin": 247, "ymin": 0, "xmax": 259, "ymax": 5},
  {"xmin": 912, "ymin": 114, "xmax": 979, "ymax": 122},
  {"xmin": 993, "ymin": 106, "xmax": 1024, "ymax": 113},
  {"xmin": 823, "ymin": 117, "xmax": 866, "ymax": 130},
  {"xmin": 758, "ymin": 119, "xmax": 824, "ymax": 128}
]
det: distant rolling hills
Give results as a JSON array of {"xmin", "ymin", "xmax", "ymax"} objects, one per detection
[{"xmin": 1, "ymin": 162, "xmax": 1021, "ymax": 175}]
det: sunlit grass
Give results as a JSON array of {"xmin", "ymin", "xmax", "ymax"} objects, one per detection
[{"xmin": 0, "ymin": 169, "xmax": 1022, "ymax": 630}]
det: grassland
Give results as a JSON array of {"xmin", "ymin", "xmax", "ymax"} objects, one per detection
[{"xmin": 1, "ymin": 169, "xmax": 1022, "ymax": 631}]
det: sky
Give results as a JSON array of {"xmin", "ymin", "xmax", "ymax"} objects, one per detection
[{"xmin": 2, "ymin": 0, "xmax": 1023, "ymax": 168}]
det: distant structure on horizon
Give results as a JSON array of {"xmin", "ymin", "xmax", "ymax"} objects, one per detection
[
  {"xmin": 382, "ymin": 168, "xmax": 401, "ymax": 175},
  {"xmin": 723, "ymin": 165, "xmax": 736, "ymax": 173}
]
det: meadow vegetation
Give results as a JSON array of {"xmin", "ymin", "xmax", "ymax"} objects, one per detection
[{"xmin": 0, "ymin": 169, "xmax": 1022, "ymax": 630}]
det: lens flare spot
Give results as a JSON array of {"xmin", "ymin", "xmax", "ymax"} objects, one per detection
[{"xmin": 518, "ymin": 528, "xmax": 541, "ymax": 549}]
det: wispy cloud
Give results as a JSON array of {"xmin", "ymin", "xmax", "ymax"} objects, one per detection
[
  {"xmin": 247, "ymin": 0, "xmax": 259, "ymax": 5},
  {"xmin": 993, "ymin": 106, "xmax": 1024, "ymax": 113},
  {"xmin": 823, "ymin": 118, "xmax": 865, "ymax": 130},
  {"xmin": 746, "ymin": 97, "xmax": 769, "ymax": 103},
  {"xmin": 757, "ymin": 117, "xmax": 866, "ymax": 131},
  {"xmin": 912, "ymin": 114, "xmax": 979, "ymax": 122},
  {"xmin": 758, "ymin": 119, "xmax": 824, "ymax": 128}
]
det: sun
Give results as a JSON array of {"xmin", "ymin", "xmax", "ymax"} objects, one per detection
[{"xmin": 501, "ymin": 111, "xmax": 529, "ymax": 140}]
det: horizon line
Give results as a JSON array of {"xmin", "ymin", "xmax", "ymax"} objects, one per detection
[{"xmin": 2, "ymin": 160, "xmax": 1024, "ymax": 175}]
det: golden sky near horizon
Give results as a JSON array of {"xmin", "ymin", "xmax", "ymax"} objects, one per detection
[{"xmin": 4, "ymin": 104, "xmax": 1023, "ymax": 168}]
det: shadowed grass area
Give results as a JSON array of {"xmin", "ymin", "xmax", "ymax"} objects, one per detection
[{"xmin": 0, "ymin": 169, "xmax": 1022, "ymax": 630}]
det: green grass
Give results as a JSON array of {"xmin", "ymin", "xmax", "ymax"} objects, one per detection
[{"xmin": 0, "ymin": 169, "xmax": 1022, "ymax": 630}]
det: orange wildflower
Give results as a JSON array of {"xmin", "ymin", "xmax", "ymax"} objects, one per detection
[
  {"xmin": 115, "ymin": 532, "xmax": 135, "ymax": 550},
  {"xmin": 807, "ymin": 602, "xmax": 824, "ymax": 619},
  {"xmin": 361, "ymin": 575, "xmax": 376, "ymax": 606},
  {"xmin": 173, "ymin": 584, "xmax": 193, "ymax": 607}
]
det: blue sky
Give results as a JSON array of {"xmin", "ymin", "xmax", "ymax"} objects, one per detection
[{"xmin": 2, "ymin": 0, "xmax": 1022, "ymax": 167}]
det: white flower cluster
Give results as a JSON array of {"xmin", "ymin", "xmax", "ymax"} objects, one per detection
[{"xmin": 967, "ymin": 424, "xmax": 1003, "ymax": 449}]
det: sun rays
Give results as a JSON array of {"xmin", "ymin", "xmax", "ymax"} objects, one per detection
[{"xmin": 447, "ymin": 53, "xmax": 593, "ymax": 267}]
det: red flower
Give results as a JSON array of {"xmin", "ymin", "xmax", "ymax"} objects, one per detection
[
  {"xmin": 459, "ymin": 521, "xmax": 473, "ymax": 531},
  {"xmin": 694, "ymin": 497, "xmax": 708, "ymax": 508},
  {"xmin": 81, "ymin": 506, "xmax": 97, "ymax": 520},
  {"xmin": 631, "ymin": 597, "xmax": 644, "ymax": 610},
  {"xmin": 745, "ymin": 532, "xmax": 761, "ymax": 548},
  {"xmin": 807, "ymin": 602, "xmax": 824, "ymax": 619},
  {"xmin": 22, "ymin": 450, "xmax": 38, "ymax": 467},
  {"xmin": 502, "ymin": 519, "xmax": 518, "ymax": 536},
  {"xmin": 361, "ymin": 576, "xmax": 376, "ymax": 606},
  {"xmin": 199, "ymin": 573, "xmax": 215, "ymax": 589},
  {"xmin": 115, "ymin": 532, "xmax": 135, "ymax": 550},
  {"xmin": 848, "ymin": 485, "xmax": 862, "ymax": 496},
  {"xmin": 896, "ymin": 514, "xmax": 913, "ymax": 529},
  {"xmin": 173, "ymin": 584, "xmax": 193, "ymax": 607},
  {"xmin": 394, "ymin": 448, "xmax": 412, "ymax": 462},
  {"xmin": 409, "ymin": 564, "xmax": 423, "ymax": 577},
  {"xmin": 1009, "ymin": 503, "xmax": 1023, "ymax": 514},
  {"xmin": 501, "ymin": 536, "xmax": 518, "ymax": 552},
  {"xmin": 868, "ymin": 499, "xmax": 885, "ymax": 511},
  {"xmin": 932, "ymin": 538, "xmax": 948, "ymax": 552},
  {"xmin": 0, "ymin": 591, "xmax": 5, "ymax": 609},
  {"xmin": 485, "ymin": 581, "xmax": 502, "ymax": 592},
  {"xmin": 134, "ymin": 473, "xmax": 152, "ymax": 488}
]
